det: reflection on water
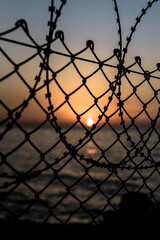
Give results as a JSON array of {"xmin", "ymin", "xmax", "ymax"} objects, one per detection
[
  {"xmin": 0, "ymin": 125, "xmax": 160, "ymax": 224},
  {"xmin": 87, "ymin": 148, "xmax": 97, "ymax": 155},
  {"xmin": 86, "ymin": 141, "xmax": 97, "ymax": 155}
]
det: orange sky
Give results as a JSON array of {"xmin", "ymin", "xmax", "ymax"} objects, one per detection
[
  {"xmin": 1, "ymin": 0, "xmax": 160, "ymax": 128},
  {"xmin": 1, "ymin": 51, "xmax": 159, "ymax": 128}
]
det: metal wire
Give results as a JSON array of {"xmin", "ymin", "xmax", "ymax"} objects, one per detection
[{"xmin": 0, "ymin": 0, "xmax": 160, "ymax": 224}]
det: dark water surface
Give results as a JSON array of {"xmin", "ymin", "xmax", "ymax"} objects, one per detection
[{"xmin": 1, "ymin": 125, "xmax": 160, "ymax": 224}]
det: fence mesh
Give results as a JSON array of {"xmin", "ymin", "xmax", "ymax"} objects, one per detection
[{"xmin": 1, "ymin": 0, "xmax": 160, "ymax": 225}]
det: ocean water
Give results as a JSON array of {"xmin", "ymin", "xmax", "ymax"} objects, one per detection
[{"xmin": 0, "ymin": 124, "xmax": 160, "ymax": 224}]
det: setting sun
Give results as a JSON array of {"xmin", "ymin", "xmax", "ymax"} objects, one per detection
[{"xmin": 86, "ymin": 119, "xmax": 94, "ymax": 127}]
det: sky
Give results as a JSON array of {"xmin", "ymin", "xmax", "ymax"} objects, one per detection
[{"xmin": 1, "ymin": 0, "xmax": 160, "ymax": 127}]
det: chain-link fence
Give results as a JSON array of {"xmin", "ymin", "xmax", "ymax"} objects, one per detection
[{"xmin": 1, "ymin": 0, "xmax": 160, "ymax": 226}]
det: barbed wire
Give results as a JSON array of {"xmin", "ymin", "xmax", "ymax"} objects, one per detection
[{"xmin": 0, "ymin": 0, "xmax": 160, "ymax": 224}]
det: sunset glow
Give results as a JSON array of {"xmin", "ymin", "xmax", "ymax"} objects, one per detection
[
  {"xmin": 1, "ymin": 0, "xmax": 160, "ymax": 127},
  {"xmin": 86, "ymin": 119, "xmax": 94, "ymax": 127}
]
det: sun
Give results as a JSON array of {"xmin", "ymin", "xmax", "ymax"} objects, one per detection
[{"xmin": 86, "ymin": 119, "xmax": 94, "ymax": 127}]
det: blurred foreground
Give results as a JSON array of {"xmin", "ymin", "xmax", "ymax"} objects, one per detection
[{"xmin": 1, "ymin": 192, "xmax": 160, "ymax": 240}]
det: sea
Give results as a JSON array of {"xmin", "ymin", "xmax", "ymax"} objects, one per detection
[{"xmin": 0, "ymin": 124, "xmax": 160, "ymax": 224}]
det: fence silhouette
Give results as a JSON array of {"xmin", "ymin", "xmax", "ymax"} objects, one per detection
[{"xmin": 1, "ymin": 0, "xmax": 160, "ymax": 225}]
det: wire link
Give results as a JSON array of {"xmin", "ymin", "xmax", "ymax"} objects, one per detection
[{"xmin": 0, "ymin": 0, "xmax": 160, "ymax": 224}]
